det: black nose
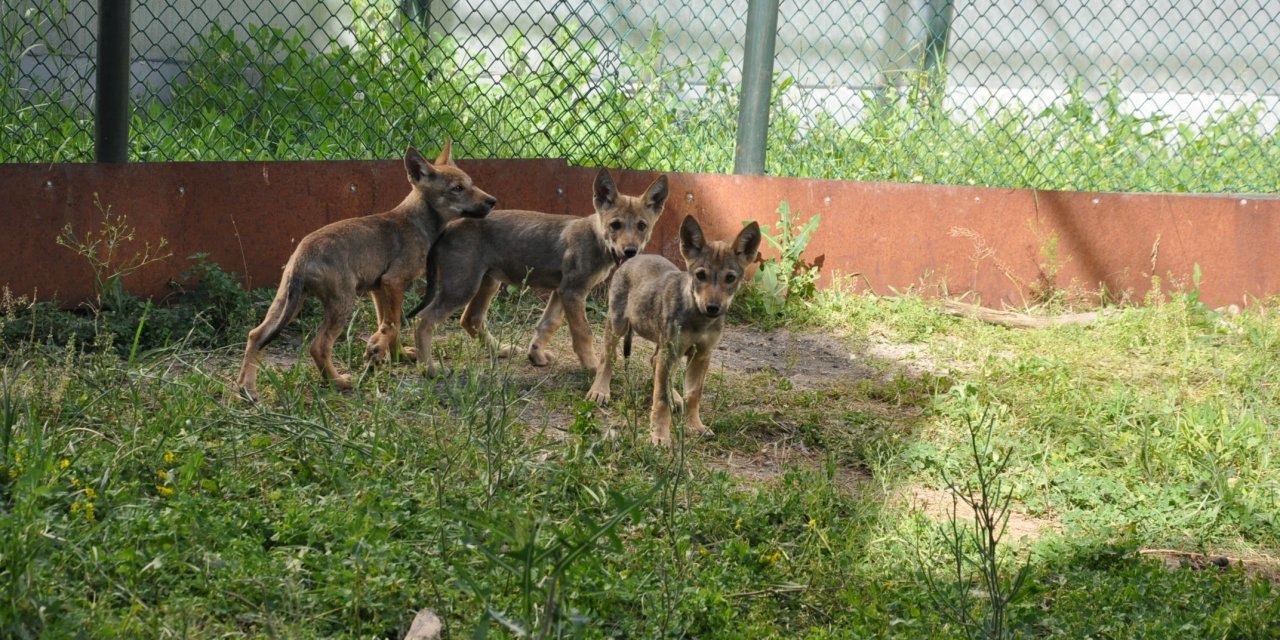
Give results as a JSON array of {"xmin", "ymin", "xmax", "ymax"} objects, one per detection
[
  {"xmin": 705, "ymin": 304, "xmax": 721, "ymax": 316},
  {"xmin": 623, "ymin": 247, "xmax": 637, "ymax": 258},
  {"xmin": 484, "ymin": 196, "xmax": 497, "ymax": 207}
]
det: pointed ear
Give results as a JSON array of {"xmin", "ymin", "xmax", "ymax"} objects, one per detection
[
  {"xmin": 679, "ymin": 215, "xmax": 706, "ymax": 261},
  {"xmin": 642, "ymin": 175, "xmax": 669, "ymax": 215},
  {"xmin": 594, "ymin": 169, "xmax": 617, "ymax": 210},
  {"xmin": 734, "ymin": 221, "xmax": 762, "ymax": 264},
  {"xmin": 434, "ymin": 137, "xmax": 456, "ymax": 167},
  {"xmin": 405, "ymin": 146, "xmax": 435, "ymax": 183}
]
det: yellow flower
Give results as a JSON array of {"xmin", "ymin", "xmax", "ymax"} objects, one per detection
[
  {"xmin": 807, "ymin": 518, "xmax": 816, "ymax": 529},
  {"xmin": 163, "ymin": 451, "xmax": 176, "ymax": 464},
  {"xmin": 156, "ymin": 469, "xmax": 169, "ymax": 482},
  {"xmin": 6, "ymin": 468, "xmax": 16, "ymax": 479},
  {"xmin": 155, "ymin": 485, "xmax": 175, "ymax": 497},
  {"xmin": 734, "ymin": 518, "xmax": 742, "ymax": 532},
  {"xmin": 59, "ymin": 458, "xmax": 70, "ymax": 469},
  {"xmin": 765, "ymin": 550, "xmax": 783, "ymax": 565},
  {"xmin": 84, "ymin": 487, "xmax": 97, "ymax": 500},
  {"xmin": 70, "ymin": 477, "xmax": 81, "ymax": 488},
  {"xmin": 70, "ymin": 501, "xmax": 82, "ymax": 513},
  {"xmin": 83, "ymin": 502, "xmax": 96, "ymax": 522}
]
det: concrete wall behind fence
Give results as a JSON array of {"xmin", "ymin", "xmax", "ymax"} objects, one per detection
[
  {"xmin": 16, "ymin": 1, "xmax": 1280, "ymax": 129},
  {"xmin": 1, "ymin": 160, "xmax": 1276, "ymax": 310}
]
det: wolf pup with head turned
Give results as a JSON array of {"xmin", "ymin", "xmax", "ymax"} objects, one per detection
[
  {"xmin": 406, "ymin": 169, "xmax": 668, "ymax": 376},
  {"xmin": 586, "ymin": 215, "xmax": 761, "ymax": 445},
  {"xmin": 236, "ymin": 141, "xmax": 497, "ymax": 401}
]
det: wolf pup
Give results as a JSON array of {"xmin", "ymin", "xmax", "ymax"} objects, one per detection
[
  {"xmin": 406, "ymin": 169, "xmax": 668, "ymax": 376},
  {"xmin": 236, "ymin": 142, "xmax": 497, "ymax": 401},
  {"xmin": 586, "ymin": 215, "xmax": 761, "ymax": 445}
]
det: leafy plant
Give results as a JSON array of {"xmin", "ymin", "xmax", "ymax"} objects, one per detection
[
  {"xmin": 165, "ymin": 253, "xmax": 254, "ymax": 345},
  {"xmin": 743, "ymin": 201, "xmax": 822, "ymax": 321},
  {"xmin": 453, "ymin": 489, "xmax": 653, "ymax": 636},
  {"xmin": 1027, "ymin": 220, "xmax": 1072, "ymax": 308},
  {"xmin": 55, "ymin": 194, "xmax": 171, "ymax": 314},
  {"xmin": 918, "ymin": 409, "xmax": 1031, "ymax": 640}
]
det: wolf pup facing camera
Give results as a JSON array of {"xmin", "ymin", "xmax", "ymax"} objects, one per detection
[
  {"xmin": 237, "ymin": 141, "xmax": 497, "ymax": 401},
  {"xmin": 406, "ymin": 169, "xmax": 668, "ymax": 376},
  {"xmin": 586, "ymin": 215, "xmax": 761, "ymax": 446}
]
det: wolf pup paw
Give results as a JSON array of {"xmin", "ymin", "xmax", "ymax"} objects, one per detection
[
  {"xmin": 528, "ymin": 345, "xmax": 554, "ymax": 367},
  {"xmin": 585, "ymin": 385, "xmax": 611, "ymax": 405},
  {"xmin": 330, "ymin": 374, "xmax": 353, "ymax": 392}
]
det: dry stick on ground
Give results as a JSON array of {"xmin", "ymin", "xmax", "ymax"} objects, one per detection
[
  {"xmin": 1137, "ymin": 550, "xmax": 1280, "ymax": 585},
  {"xmin": 939, "ymin": 300, "xmax": 1114, "ymax": 329}
]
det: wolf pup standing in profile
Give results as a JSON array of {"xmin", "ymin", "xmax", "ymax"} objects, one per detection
[
  {"xmin": 586, "ymin": 215, "xmax": 761, "ymax": 445},
  {"xmin": 236, "ymin": 142, "xmax": 497, "ymax": 401},
  {"xmin": 406, "ymin": 169, "xmax": 668, "ymax": 376}
]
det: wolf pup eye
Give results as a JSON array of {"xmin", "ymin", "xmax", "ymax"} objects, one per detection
[
  {"xmin": 695, "ymin": 270, "xmax": 707, "ymax": 281},
  {"xmin": 452, "ymin": 184, "xmax": 466, "ymax": 193},
  {"xmin": 637, "ymin": 221, "xmax": 647, "ymax": 231},
  {"xmin": 609, "ymin": 220, "xmax": 623, "ymax": 231},
  {"xmin": 724, "ymin": 273, "xmax": 736, "ymax": 284}
]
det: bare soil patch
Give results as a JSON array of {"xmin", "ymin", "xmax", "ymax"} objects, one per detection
[
  {"xmin": 702, "ymin": 446, "xmax": 870, "ymax": 492},
  {"xmin": 908, "ymin": 485, "xmax": 1060, "ymax": 542},
  {"xmin": 712, "ymin": 326, "xmax": 939, "ymax": 390}
]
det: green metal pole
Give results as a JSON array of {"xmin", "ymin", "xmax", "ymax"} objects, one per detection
[
  {"xmin": 94, "ymin": 0, "xmax": 131, "ymax": 162},
  {"xmin": 921, "ymin": 0, "xmax": 954, "ymax": 111},
  {"xmin": 401, "ymin": 0, "xmax": 430, "ymax": 30},
  {"xmin": 733, "ymin": 0, "xmax": 779, "ymax": 175},
  {"xmin": 923, "ymin": 0, "xmax": 954, "ymax": 73}
]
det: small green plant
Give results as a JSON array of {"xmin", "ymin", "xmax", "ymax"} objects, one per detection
[
  {"xmin": 742, "ymin": 201, "xmax": 822, "ymax": 321},
  {"xmin": 452, "ymin": 489, "xmax": 652, "ymax": 636},
  {"xmin": 918, "ymin": 409, "xmax": 1031, "ymax": 640},
  {"xmin": 55, "ymin": 194, "xmax": 171, "ymax": 314},
  {"xmin": 1028, "ymin": 219, "xmax": 1072, "ymax": 308},
  {"xmin": 165, "ymin": 253, "xmax": 254, "ymax": 345}
]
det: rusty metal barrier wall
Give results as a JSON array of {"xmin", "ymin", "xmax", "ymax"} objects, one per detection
[{"xmin": 2, "ymin": 160, "xmax": 1277, "ymax": 309}]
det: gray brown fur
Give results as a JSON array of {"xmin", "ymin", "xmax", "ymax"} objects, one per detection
[
  {"xmin": 236, "ymin": 142, "xmax": 496, "ymax": 401},
  {"xmin": 586, "ymin": 215, "xmax": 761, "ymax": 445},
  {"xmin": 407, "ymin": 169, "xmax": 668, "ymax": 376}
]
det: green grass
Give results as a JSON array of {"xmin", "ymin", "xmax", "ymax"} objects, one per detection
[
  {"xmin": 2, "ymin": 264, "xmax": 1279, "ymax": 637},
  {"xmin": 3, "ymin": 20, "xmax": 1278, "ymax": 193}
]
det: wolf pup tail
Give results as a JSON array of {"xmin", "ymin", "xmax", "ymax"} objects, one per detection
[
  {"xmin": 253, "ymin": 274, "xmax": 304, "ymax": 350},
  {"xmin": 623, "ymin": 327, "xmax": 633, "ymax": 359},
  {"xmin": 405, "ymin": 244, "xmax": 442, "ymax": 319}
]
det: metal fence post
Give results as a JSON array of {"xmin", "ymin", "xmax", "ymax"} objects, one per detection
[
  {"xmin": 922, "ymin": 0, "xmax": 954, "ymax": 73},
  {"xmin": 401, "ymin": 0, "xmax": 431, "ymax": 30},
  {"xmin": 733, "ymin": 0, "xmax": 780, "ymax": 175},
  {"xmin": 94, "ymin": 0, "xmax": 131, "ymax": 162}
]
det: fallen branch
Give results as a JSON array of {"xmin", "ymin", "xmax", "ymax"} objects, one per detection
[
  {"xmin": 939, "ymin": 300, "xmax": 1113, "ymax": 329},
  {"xmin": 729, "ymin": 583, "xmax": 809, "ymax": 598}
]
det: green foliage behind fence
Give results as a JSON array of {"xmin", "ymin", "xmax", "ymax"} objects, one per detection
[{"xmin": 3, "ymin": 1, "xmax": 1278, "ymax": 193}]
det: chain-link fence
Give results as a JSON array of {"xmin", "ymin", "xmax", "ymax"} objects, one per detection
[{"xmin": 4, "ymin": 1, "xmax": 1279, "ymax": 193}]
